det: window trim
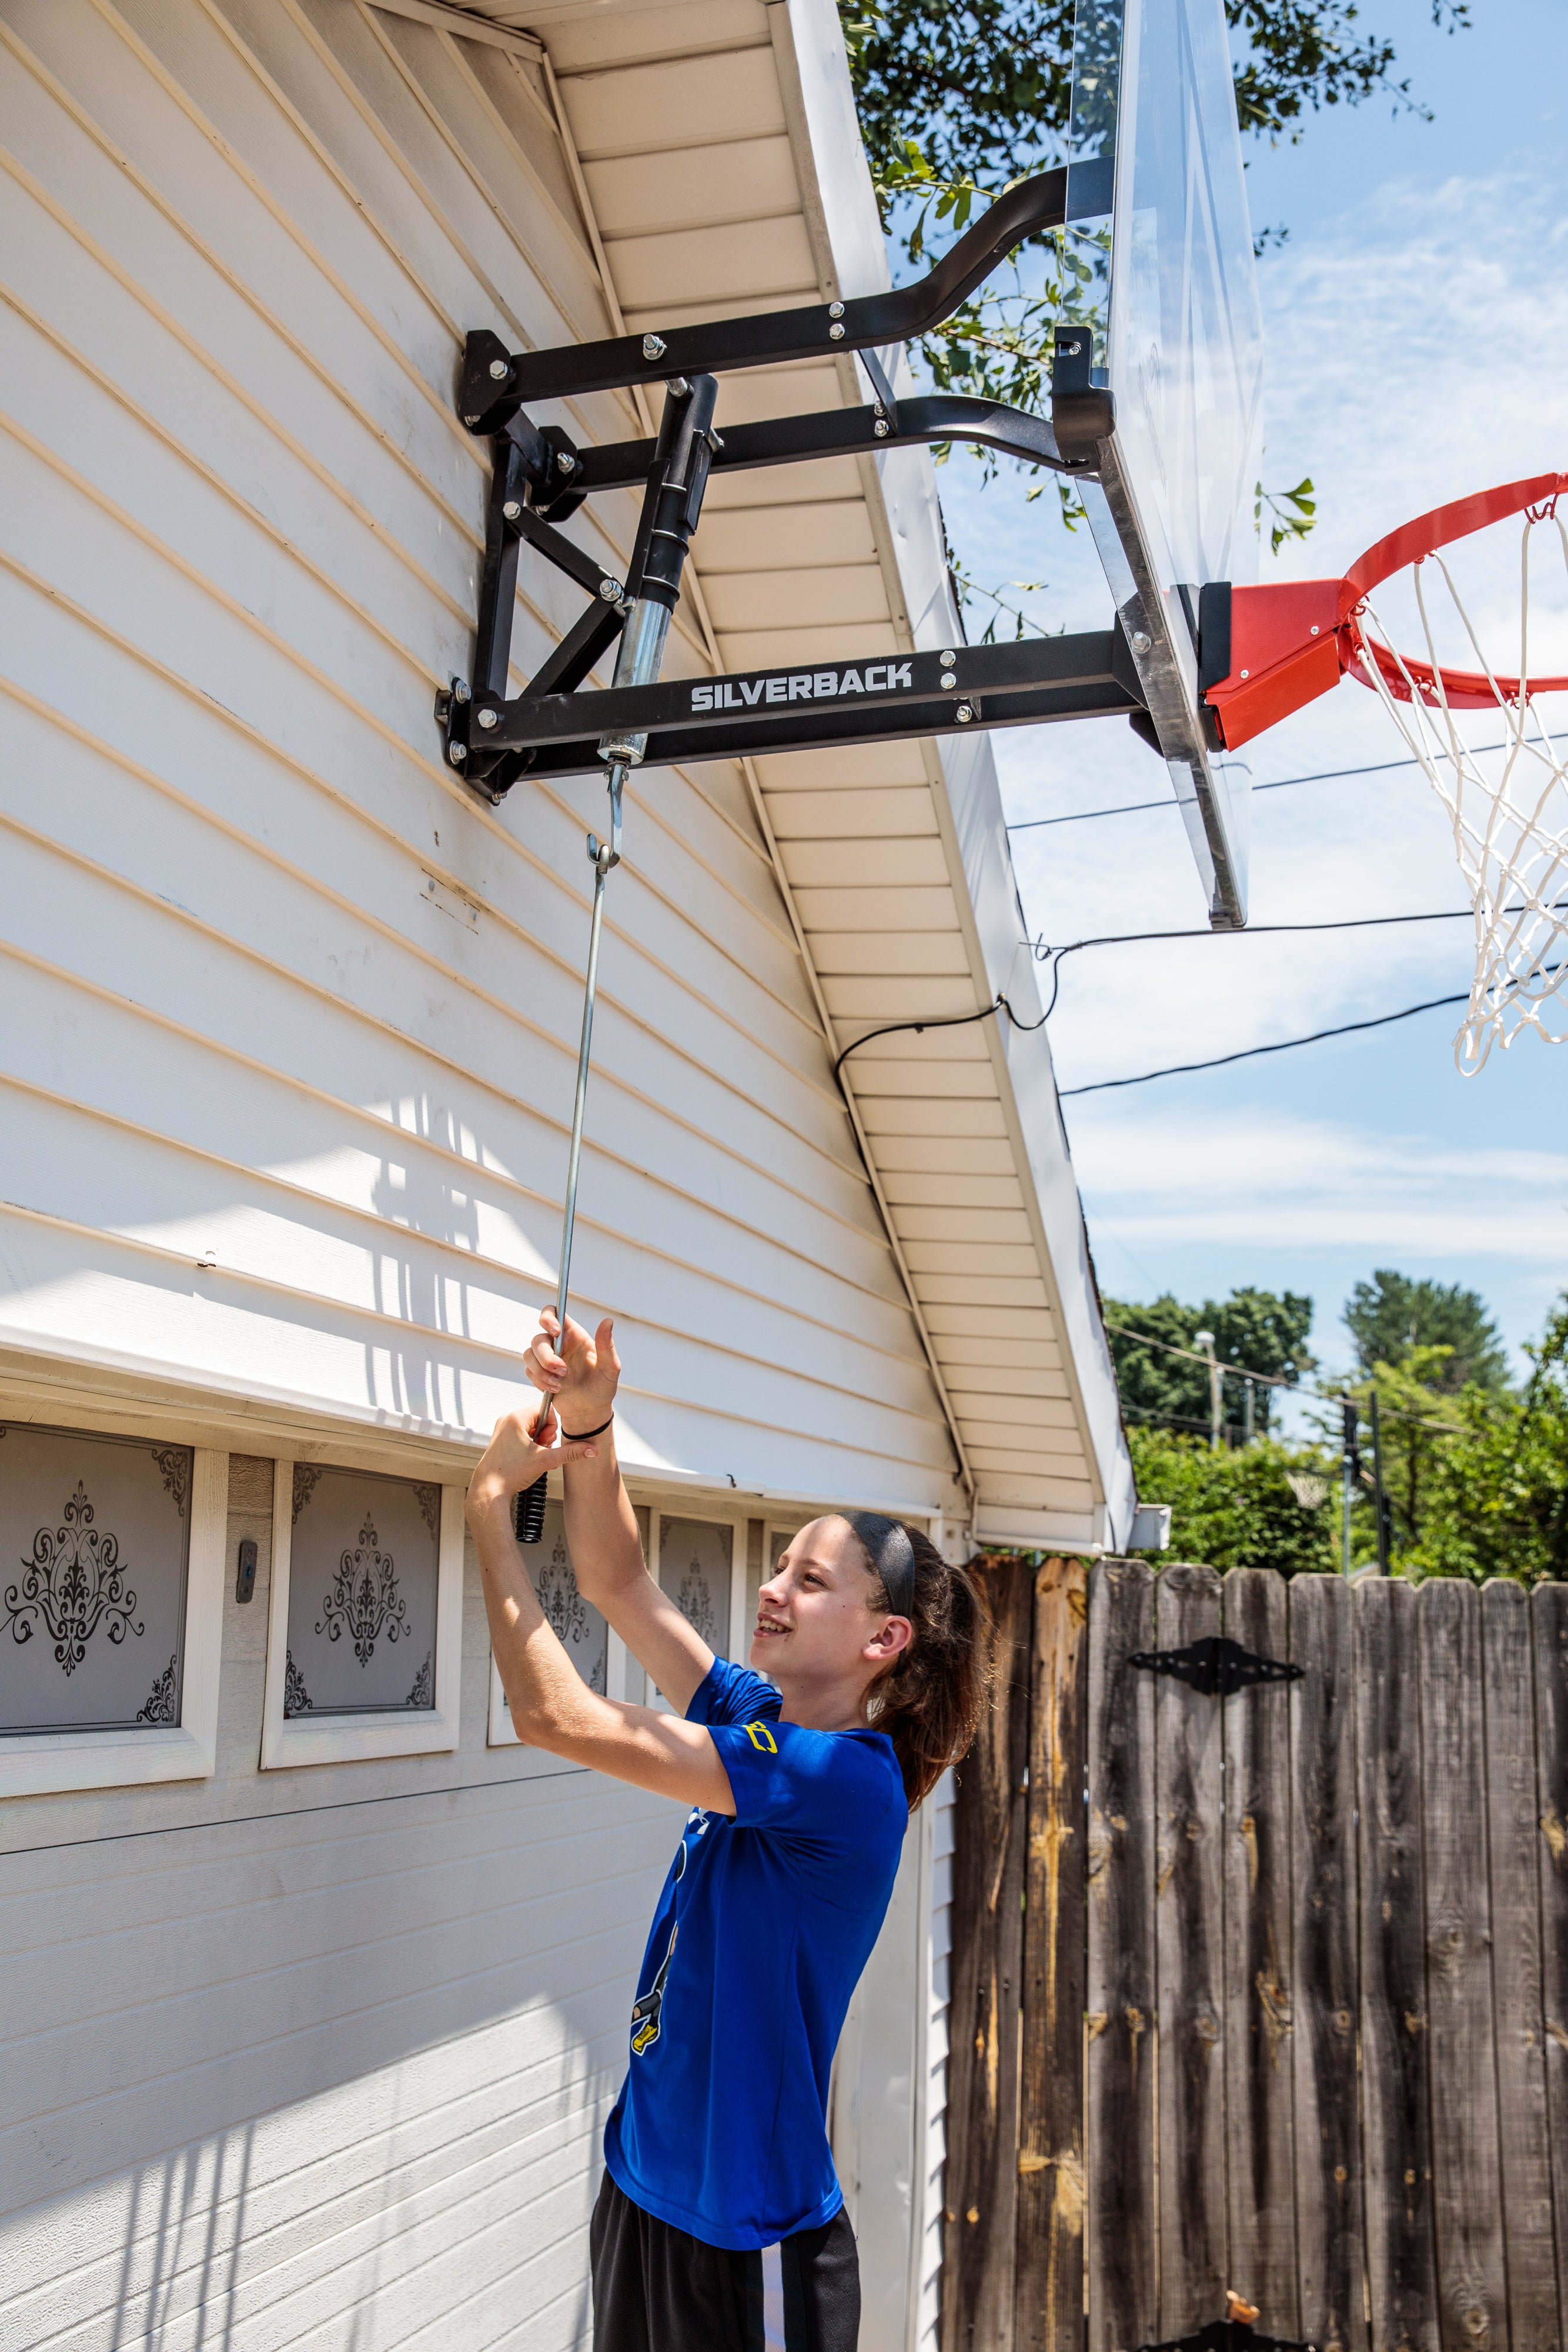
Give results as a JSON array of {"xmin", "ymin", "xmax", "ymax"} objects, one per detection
[
  {"xmin": 0, "ymin": 1446, "xmax": 228, "ymax": 1798},
  {"xmin": 260, "ymin": 1458, "xmax": 464, "ymax": 1770}
]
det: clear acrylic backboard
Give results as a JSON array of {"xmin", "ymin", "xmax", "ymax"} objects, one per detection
[{"xmin": 1065, "ymin": 0, "xmax": 1265, "ymax": 926}]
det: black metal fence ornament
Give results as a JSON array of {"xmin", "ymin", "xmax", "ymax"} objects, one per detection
[{"xmin": 1129, "ymin": 1633, "xmax": 1303, "ymax": 1697}]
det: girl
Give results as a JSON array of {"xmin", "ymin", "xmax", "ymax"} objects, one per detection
[{"xmin": 466, "ymin": 1309, "xmax": 989, "ymax": 2352}]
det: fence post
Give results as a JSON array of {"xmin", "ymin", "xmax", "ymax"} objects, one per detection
[
  {"xmin": 1015, "ymin": 1555, "xmax": 1089, "ymax": 2352},
  {"xmin": 942, "ymin": 1558, "xmax": 1032, "ymax": 2352}
]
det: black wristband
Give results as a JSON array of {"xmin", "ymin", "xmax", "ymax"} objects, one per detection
[{"xmin": 562, "ymin": 1412, "xmax": 614, "ymax": 1441}]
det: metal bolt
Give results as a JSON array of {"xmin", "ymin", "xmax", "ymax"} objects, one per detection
[
  {"xmin": 463, "ymin": 414, "xmax": 481, "ymax": 427},
  {"xmin": 502, "ymin": 499, "xmax": 521, "ymax": 522},
  {"xmin": 449, "ymin": 741, "xmax": 467, "ymax": 763},
  {"xmin": 1066, "ymin": 339, "xmax": 1081, "ymax": 356},
  {"xmin": 1131, "ymin": 630, "xmax": 1152, "ymax": 655},
  {"xmin": 557, "ymin": 450, "xmax": 577, "ymax": 474},
  {"xmin": 642, "ymin": 333, "xmax": 666, "ymax": 361},
  {"xmin": 829, "ymin": 301, "xmax": 845, "ymax": 318},
  {"xmin": 956, "ymin": 701, "xmax": 975, "ymax": 723},
  {"xmin": 941, "ymin": 673, "xmax": 957, "ymax": 690},
  {"xmin": 940, "ymin": 652, "xmax": 955, "ymax": 664},
  {"xmin": 829, "ymin": 322, "xmax": 845, "ymax": 340},
  {"xmin": 453, "ymin": 680, "xmax": 470, "ymax": 703},
  {"xmin": 477, "ymin": 707, "xmax": 498, "ymax": 730},
  {"xmin": 874, "ymin": 419, "xmax": 890, "ymax": 437},
  {"xmin": 600, "ymin": 578, "xmax": 624, "ymax": 602},
  {"xmin": 1310, "ymin": 623, "xmax": 1320, "ymax": 635},
  {"xmin": 1241, "ymin": 667, "xmax": 1251, "ymax": 679},
  {"xmin": 488, "ymin": 357, "xmax": 509, "ymax": 381}
]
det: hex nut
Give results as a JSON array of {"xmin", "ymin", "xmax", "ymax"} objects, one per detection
[
  {"xmin": 829, "ymin": 301, "xmax": 845, "ymax": 318},
  {"xmin": 600, "ymin": 579, "xmax": 624, "ymax": 602},
  {"xmin": 642, "ymin": 333, "xmax": 667, "ymax": 360},
  {"xmin": 488, "ymin": 357, "xmax": 509, "ymax": 380},
  {"xmin": 502, "ymin": 500, "xmax": 521, "ymax": 521},
  {"xmin": 557, "ymin": 451, "xmax": 577, "ymax": 473},
  {"xmin": 449, "ymin": 741, "xmax": 467, "ymax": 762},
  {"xmin": 477, "ymin": 707, "xmax": 498, "ymax": 730},
  {"xmin": 874, "ymin": 419, "xmax": 890, "ymax": 437},
  {"xmin": 828, "ymin": 322, "xmax": 845, "ymax": 340},
  {"xmin": 956, "ymin": 702, "xmax": 975, "ymax": 723},
  {"xmin": 1131, "ymin": 630, "xmax": 1152, "ymax": 654}
]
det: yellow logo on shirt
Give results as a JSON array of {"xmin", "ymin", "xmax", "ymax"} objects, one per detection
[{"xmin": 744, "ymin": 1720, "xmax": 778, "ymax": 1753}]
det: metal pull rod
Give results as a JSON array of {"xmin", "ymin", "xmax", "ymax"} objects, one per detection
[
  {"xmin": 514, "ymin": 370, "xmax": 718, "ymax": 1544},
  {"xmin": 516, "ymin": 766, "xmax": 623, "ymax": 1543}
]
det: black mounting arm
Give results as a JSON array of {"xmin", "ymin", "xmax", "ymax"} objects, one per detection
[{"xmin": 459, "ymin": 160, "xmax": 1111, "ymax": 427}]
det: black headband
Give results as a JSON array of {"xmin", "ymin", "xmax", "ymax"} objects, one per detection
[{"xmin": 844, "ymin": 1511, "xmax": 918, "ymax": 1622}]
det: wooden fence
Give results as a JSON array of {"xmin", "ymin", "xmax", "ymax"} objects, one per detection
[{"xmin": 941, "ymin": 1562, "xmax": 1568, "ymax": 2352}]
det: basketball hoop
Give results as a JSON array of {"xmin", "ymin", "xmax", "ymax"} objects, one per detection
[{"xmin": 1204, "ymin": 470, "xmax": 1568, "ymax": 1073}]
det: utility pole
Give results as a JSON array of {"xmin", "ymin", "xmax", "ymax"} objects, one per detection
[
  {"xmin": 1195, "ymin": 1329, "xmax": 1222, "ymax": 1449},
  {"xmin": 1369, "ymin": 1388, "xmax": 1392, "ymax": 1573},
  {"xmin": 1340, "ymin": 1398, "xmax": 1360, "ymax": 1576},
  {"xmin": 1243, "ymin": 1377, "xmax": 1256, "ymax": 1447}
]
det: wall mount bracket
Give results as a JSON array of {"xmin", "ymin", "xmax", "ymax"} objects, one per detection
[{"xmin": 429, "ymin": 160, "xmax": 1251, "ymax": 801}]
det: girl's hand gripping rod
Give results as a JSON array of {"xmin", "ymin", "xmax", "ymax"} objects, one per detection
[{"xmin": 516, "ymin": 374, "xmax": 720, "ymax": 1542}]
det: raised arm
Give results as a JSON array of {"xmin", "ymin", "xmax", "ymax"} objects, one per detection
[
  {"xmin": 523, "ymin": 1311, "xmax": 719, "ymax": 1718},
  {"xmin": 466, "ymin": 1408, "xmax": 734, "ymax": 1812}
]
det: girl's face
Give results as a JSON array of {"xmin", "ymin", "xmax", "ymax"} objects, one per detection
[{"xmin": 750, "ymin": 1517, "xmax": 911, "ymax": 1702}]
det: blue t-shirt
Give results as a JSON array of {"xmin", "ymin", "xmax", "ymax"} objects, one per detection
[{"xmin": 602, "ymin": 1658, "xmax": 908, "ymax": 2250}]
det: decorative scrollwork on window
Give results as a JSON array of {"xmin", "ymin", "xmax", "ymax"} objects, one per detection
[
  {"xmin": 283, "ymin": 1647, "xmax": 313, "ymax": 1716},
  {"xmin": 676, "ymin": 1558, "xmax": 718, "ymax": 1648},
  {"xmin": 292, "ymin": 1464, "xmax": 325, "ymax": 1524},
  {"xmin": 149, "ymin": 1448, "xmax": 190, "ymax": 1520},
  {"xmin": 404, "ymin": 1651, "xmax": 434, "ymax": 1708},
  {"xmin": 537, "ymin": 1539, "xmax": 589, "ymax": 1646},
  {"xmin": 3, "ymin": 1482, "xmax": 144, "ymax": 1675},
  {"xmin": 414, "ymin": 1483, "xmax": 441, "ymax": 1541},
  {"xmin": 136, "ymin": 1653, "xmax": 179, "ymax": 1725},
  {"xmin": 316, "ymin": 1515, "xmax": 407, "ymax": 1665}
]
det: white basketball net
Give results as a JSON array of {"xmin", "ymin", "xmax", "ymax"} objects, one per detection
[{"xmin": 1351, "ymin": 506, "xmax": 1568, "ymax": 1074}]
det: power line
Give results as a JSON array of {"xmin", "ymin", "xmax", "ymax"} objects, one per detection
[
  {"xmin": 1060, "ymin": 987, "xmax": 1470, "ymax": 1093},
  {"xmin": 1005, "ymin": 741, "xmax": 1512, "ymax": 833}
]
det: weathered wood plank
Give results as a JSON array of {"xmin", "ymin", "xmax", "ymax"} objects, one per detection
[
  {"xmin": 1155, "ymin": 1562, "xmax": 1228, "ymax": 2336},
  {"xmin": 1222, "ymin": 1567, "xmax": 1299, "ymax": 2334},
  {"xmin": 1087, "ymin": 1558, "xmax": 1158, "ymax": 2352},
  {"xmin": 1016, "ymin": 1555, "xmax": 1089, "ymax": 2352},
  {"xmin": 942, "ymin": 1558, "xmax": 1034, "ymax": 2352},
  {"xmin": 1419, "ymin": 1578, "xmax": 1507, "ymax": 2352},
  {"xmin": 1289, "ymin": 1574, "xmax": 1365, "ymax": 2352},
  {"xmin": 1356, "ymin": 1577, "xmax": 1441, "ymax": 2352},
  {"xmin": 1480, "ymin": 1579, "xmax": 1558, "ymax": 2351},
  {"xmin": 1531, "ymin": 1581, "xmax": 1568, "ymax": 2352}
]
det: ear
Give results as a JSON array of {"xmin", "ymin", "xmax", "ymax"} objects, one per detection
[{"xmin": 865, "ymin": 1614, "xmax": 912, "ymax": 1663}]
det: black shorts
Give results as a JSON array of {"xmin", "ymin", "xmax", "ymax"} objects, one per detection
[{"xmin": 589, "ymin": 2171, "xmax": 860, "ymax": 2351}]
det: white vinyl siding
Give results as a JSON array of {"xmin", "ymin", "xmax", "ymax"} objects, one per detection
[{"xmin": 0, "ymin": 0, "xmax": 961, "ymax": 1519}]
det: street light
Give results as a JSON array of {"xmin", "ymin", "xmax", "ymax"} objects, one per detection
[{"xmin": 1193, "ymin": 1330, "xmax": 1221, "ymax": 1450}]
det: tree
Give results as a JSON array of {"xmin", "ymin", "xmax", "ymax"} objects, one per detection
[
  {"xmin": 1125, "ymin": 1429, "xmax": 1339, "ymax": 1573},
  {"xmin": 1105, "ymin": 1288, "xmax": 1316, "ymax": 1439},
  {"xmin": 1344, "ymin": 1270, "xmax": 1509, "ymax": 1392},
  {"xmin": 1401, "ymin": 1300, "xmax": 1568, "ymax": 1585},
  {"xmin": 847, "ymin": 0, "xmax": 1471, "ymax": 245}
]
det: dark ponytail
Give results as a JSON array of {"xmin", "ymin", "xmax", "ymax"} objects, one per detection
[{"xmin": 840, "ymin": 1518, "xmax": 992, "ymax": 1809}]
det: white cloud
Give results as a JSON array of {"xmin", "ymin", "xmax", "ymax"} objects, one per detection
[{"xmin": 1069, "ymin": 1106, "xmax": 1568, "ymax": 1261}]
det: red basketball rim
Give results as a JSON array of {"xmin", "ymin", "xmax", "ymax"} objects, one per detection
[{"xmin": 1340, "ymin": 470, "xmax": 1568, "ymax": 709}]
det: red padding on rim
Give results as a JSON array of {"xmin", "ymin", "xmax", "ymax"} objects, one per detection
[{"xmin": 1205, "ymin": 580, "xmax": 1343, "ymax": 749}]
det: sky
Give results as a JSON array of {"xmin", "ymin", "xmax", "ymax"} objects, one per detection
[{"xmin": 934, "ymin": 0, "xmax": 1568, "ymax": 1406}]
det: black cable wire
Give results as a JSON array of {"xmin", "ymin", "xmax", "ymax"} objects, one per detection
[
  {"xmin": 1059, "ymin": 987, "xmax": 1472, "ymax": 1093},
  {"xmin": 1004, "ymin": 740, "xmax": 1514, "ymax": 833},
  {"xmin": 831, "ymin": 991, "xmax": 1045, "ymax": 1082}
]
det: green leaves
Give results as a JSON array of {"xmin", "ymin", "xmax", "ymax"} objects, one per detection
[{"xmin": 1255, "ymin": 476, "xmax": 1318, "ymax": 554}]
